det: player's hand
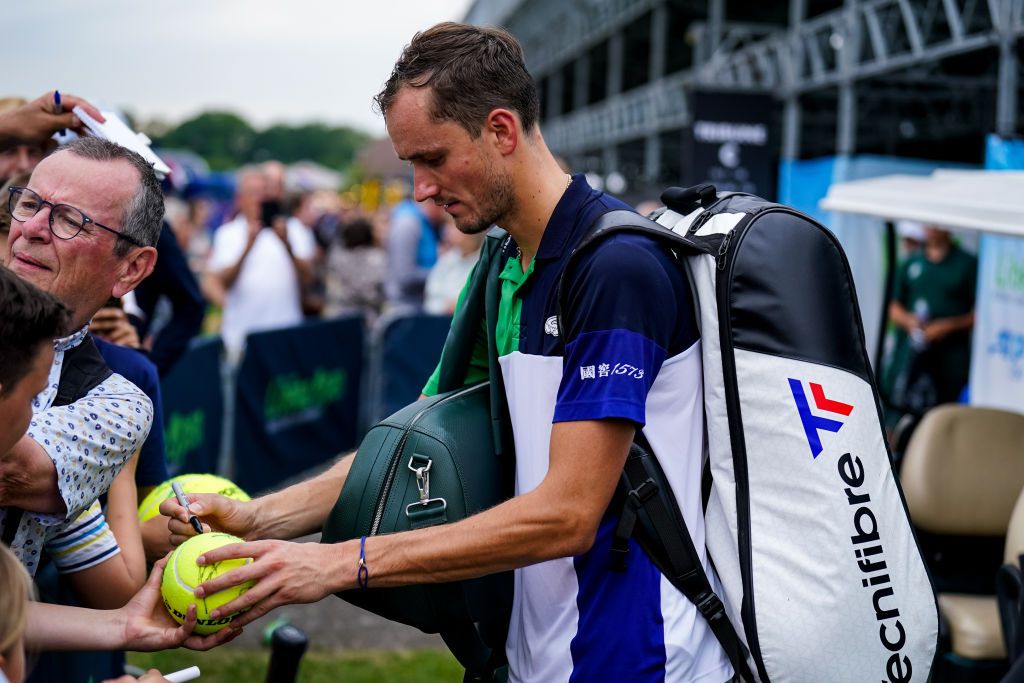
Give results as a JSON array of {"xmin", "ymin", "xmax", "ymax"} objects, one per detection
[
  {"xmin": 117, "ymin": 556, "xmax": 242, "ymax": 652},
  {"xmin": 191, "ymin": 539, "xmax": 342, "ymax": 629},
  {"xmin": 160, "ymin": 493, "xmax": 258, "ymax": 545}
]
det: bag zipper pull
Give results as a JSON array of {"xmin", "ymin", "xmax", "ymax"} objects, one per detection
[
  {"xmin": 717, "ymin": 231, "xmax": 733, "ymax": 271},
  {"xmin": 687, "ymin": 210, "xmax": 710, "ymax": 235}
]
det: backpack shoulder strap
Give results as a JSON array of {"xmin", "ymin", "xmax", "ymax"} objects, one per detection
[
  {"xmin": 615, "ymin": 436, "xmax": 755, "ymax": 682},
  {"xmin": 560, "ymin": 207, "xmax": 755, "ymax": 682}
]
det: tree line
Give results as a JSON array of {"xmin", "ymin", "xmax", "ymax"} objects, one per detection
[{"xmin": 153, "ymin": 111, "xmax": 371, "ymax": 172}]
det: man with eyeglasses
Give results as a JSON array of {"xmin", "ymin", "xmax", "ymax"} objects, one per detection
[{"xmin": 1, "ymin": 136, "xmax": 160, "ymax": 578}]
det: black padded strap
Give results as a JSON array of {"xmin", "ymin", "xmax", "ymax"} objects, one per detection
[
  {"xmin": 621, "ymin": 437, "xmax": 755, "ymax": 683},
  {"xmin": 54, "ymin": 334, "xmax": 113, "ymax": 407},
  {"xmin": 3, "ymin": 335, "xmax": 112, "ymax": 549}
]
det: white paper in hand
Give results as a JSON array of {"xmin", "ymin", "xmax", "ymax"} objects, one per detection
[{"xmin": 73, "ymin": 105, "xmax": 171, "ymax": 178}]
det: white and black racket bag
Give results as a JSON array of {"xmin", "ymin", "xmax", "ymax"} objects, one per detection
[{"xmin": 566, "ymin": 185, "xmax": 938, "ymax": 682}]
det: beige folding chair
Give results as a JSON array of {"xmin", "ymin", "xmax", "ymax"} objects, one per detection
[{"xmin": 901, "ymin": 404, "xmax": 1024, "ymax": 664}]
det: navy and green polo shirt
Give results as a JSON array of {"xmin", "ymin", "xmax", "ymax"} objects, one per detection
[{"xmin": 424, "ymin": 175, "xmax": 732, "ymax": 683}]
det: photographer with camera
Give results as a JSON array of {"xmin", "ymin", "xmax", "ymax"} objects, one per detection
[{"xmin": 204, "ymin": 166, "xmax": 315, "ymax": 356}]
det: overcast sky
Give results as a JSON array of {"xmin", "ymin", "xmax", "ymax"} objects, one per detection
[{"xmin": 7, "ymin": 0, "xmax": 474, "ymax": 137}]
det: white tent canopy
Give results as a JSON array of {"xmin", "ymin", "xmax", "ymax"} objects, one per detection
[
  {"xmin": 821, "ymin": 167, "xmax": 1024, "ymax": 415},
  {"xmin": 820, "ymin": 169, "xmax": 1024, "ymax": 237}
]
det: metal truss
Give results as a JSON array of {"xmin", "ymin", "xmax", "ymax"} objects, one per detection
[
  {"xmin": 696, "ymin": 0, "xmax": 1024, "ymax": 93},
  {"xmin": 542, "ymin": 71, "xmax": 691, "ymax": 155},
  {"xmin": 503, "ymin": 0, "xmax": 660, "ymax": 75},
  {"xmin": 480, "ymin": 0, "xmax": 1022, "ymax": 158}
]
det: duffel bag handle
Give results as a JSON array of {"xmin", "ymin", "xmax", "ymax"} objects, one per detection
[{"xmin": 661, "ymin": 184, "xmax": 717, "ymax": 214}]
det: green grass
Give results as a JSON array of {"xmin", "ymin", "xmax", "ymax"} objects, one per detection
[{"xmin": 127, "ymin": 647, "xmax": 463, "ymax": 682}]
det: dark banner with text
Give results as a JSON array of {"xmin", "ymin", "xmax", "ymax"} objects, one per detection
[
  {"xmin": 233, "ymin": 316, "xmax": 364, "ymax": 493},
  {"xmin": 686, "ymin": 90, "xmax": 776, "ymax": 201},
  {"xmin": 365, "ymin": 312, "xmax": 452, "ymax": 428},
  {"xmin": 160, "ymin": 337, "xmax": 224, "ymax": 476}
]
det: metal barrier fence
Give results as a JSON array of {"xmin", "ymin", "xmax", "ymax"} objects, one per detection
[{"xmin": 161, "ymin": 311, "xmax": 452, "ymax": 494}]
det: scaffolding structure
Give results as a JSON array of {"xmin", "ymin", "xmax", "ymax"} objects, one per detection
[{"xmin": 464, "ymin": 0, "xmax": 1022, "ymax": 195}]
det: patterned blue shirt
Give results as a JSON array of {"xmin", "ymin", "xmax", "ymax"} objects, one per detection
[{"xmin": 0, "ymin": 326, "xmax": 152, "ymax": 575}]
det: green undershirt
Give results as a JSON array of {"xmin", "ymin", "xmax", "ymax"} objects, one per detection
[{"xmin": 422, "ymin": 254, "xmax": 536, "ymax": 396}]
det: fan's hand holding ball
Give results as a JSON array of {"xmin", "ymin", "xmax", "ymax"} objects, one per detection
[{"xmin": 161, "ymin": 533, "xmax": 255, "ymax": 634}]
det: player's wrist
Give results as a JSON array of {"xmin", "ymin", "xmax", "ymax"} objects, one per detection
[
  {"xmin": 341, "ymin": 537, "xmax": 366, "ymax": 592},
  {"xmin": 241, "ymin": 499, "xmax": 264, "ymax": 540}
]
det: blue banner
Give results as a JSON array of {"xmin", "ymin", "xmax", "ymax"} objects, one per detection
[
  {"xmin": 160, "ymin": 336, "xmax": 224, "ymax": 475},
  {"xmin": 366, "ymin": 312, "xmax": 452, "ymax": 426},
  {"xmin": 970, "ymin": 136, "xmax": 1024, "ymax": 412},
  {"xmin": 233, "ymin": 315, "xmax": 364, "ymax": 493}
]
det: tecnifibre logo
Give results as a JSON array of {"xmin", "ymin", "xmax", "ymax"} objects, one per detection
[{"xmin": 788, "ymin": 378, "xmax": 854, "ymax": 458}]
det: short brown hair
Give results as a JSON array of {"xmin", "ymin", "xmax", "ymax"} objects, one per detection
[
  {"xmin": 0, "ymin": 266, "xmax": 69, "ymax": 395},
  {"xmin": 375, "ymin": 22, "xmax": 540, "ymax": 138}
]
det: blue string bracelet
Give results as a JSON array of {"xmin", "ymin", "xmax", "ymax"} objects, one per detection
[{"xmin": 358, "ymin": 535, "xmax": 369, "ymax": 589}]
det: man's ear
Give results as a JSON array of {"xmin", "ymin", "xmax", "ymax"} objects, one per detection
[
  {"xmin": 112, "ymin": 246, "xmax": 158, "ymax": 298},
  {"xmin": 486, "ymin": 109, "xmax": 520, "ymax": 157}
]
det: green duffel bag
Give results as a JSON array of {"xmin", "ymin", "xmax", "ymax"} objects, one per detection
[{"xmin": 321, "ymin": 228, "xmax": 514, "ymax": 681}]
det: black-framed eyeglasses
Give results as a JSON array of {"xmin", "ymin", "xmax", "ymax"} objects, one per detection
[{"xmin": 6, "ymin": 186, "xmax": 144, "ymax": 248}]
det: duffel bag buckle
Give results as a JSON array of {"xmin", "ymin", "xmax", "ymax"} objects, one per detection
[
  {"xmin": 406, "ymin": 455, "xmax": 447, "ymax": 517},
  {"xmin": 406, "ymin": 497, "xmax": 448, "ymax": 516},
  {"xmin": 408, "ymin": 455, "xmax": 433, "ymax": 502}
]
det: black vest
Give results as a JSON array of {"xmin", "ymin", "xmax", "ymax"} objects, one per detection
[{"xmin": 0, "ymin": 334, "xmax": 113, "ymax": 546}]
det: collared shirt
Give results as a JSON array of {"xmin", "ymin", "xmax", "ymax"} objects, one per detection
[
  {"xmin": 424, "ymin": 176, "xmax": 731, "ymax": 682},
  {"xmin": 0, "ymin": 326, "xmax": 152, "ymax": 576},
  {"xmin": 44, "ymin": 499, "xmax": 120, "ymax": 573}
]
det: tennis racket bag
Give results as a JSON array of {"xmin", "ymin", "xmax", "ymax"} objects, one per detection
[{"xmin": 569, "ymin": 185, "xmax": 938, "ymax": 682}]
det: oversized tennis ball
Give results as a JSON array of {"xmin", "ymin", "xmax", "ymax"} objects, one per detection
[
  {"xmin": 161, "ymin": 532, "xmax": 255, "ymax": 634},
  {"xmin": 138, "ymin": 474, "xmax": 251, "ymax": 523}
]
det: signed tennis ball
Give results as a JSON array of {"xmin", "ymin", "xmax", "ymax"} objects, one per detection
[
  {"xmin": 161, "ymin": 532, "xmax": 255, "ymax": 634},
  {"xmin": 138, "ymin": 474, "xmax": 251, "ymax": 523}
]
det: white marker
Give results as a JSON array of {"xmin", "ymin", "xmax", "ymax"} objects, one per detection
[{"xmin": 163, "ymin": 665, "xmax": 201, "ymax": 682}]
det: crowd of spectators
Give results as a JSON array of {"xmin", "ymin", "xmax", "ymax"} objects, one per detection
[
  {"xmin": 0, "ymin": 92, "xmax": 232, "ymax": 683},
  {"xmin": 158, "ymin": 159, "xmax": 475, "ymax": 357},
  {"xmin": 0, "ymin": 95, "xmax": 482, "ymax": 375},
  {"xmin": 0, "ymin": 88, "xmax": 479, "ymax": 683}
]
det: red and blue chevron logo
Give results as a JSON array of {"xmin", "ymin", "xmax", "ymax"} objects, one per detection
[{"xmin": 788, "ymin": 378, "xmax": 854, "ymax": 458}]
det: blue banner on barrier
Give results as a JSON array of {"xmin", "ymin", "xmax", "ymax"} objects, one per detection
[
  {"xmin": 233, "ymin": 315, "xmax": 364, "ymax": 493},
  {"xmin": 368, "ymin": 313, "xmax": 452, "ymax": 425},
  {"xmin": 970, "ymin": 136, "xmax": 1024, "ymax": 412},
  {"xmin": 160, "ymin": 336, "xmax": 224, "ymax": 476}
]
